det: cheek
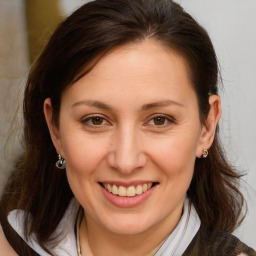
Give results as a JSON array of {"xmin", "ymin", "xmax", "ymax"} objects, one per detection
[
  {"xmin": 147, "ymin": 132, "xmax": 199, "ymax": 177},
  {"xmin": 59, "ymin": 129, "xmax": 110, "ymax": 176},
  {"xmin": 60, "ymin": 131, "xmax": 111, "ymax": 206}
]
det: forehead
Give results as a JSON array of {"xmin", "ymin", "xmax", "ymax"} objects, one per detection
[{"xmin": 62, "ymin": 39, "xmax": 196, "ymax": 106}]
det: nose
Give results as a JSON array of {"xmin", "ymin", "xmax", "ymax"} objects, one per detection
[{"xmin": 107, "ymin": 125, "xmax": 147, "ymax": 174}]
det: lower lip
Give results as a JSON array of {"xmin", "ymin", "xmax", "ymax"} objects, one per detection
[{"xmin": 100, "ymin": 184, "xmax": 156, "ymax": 208}]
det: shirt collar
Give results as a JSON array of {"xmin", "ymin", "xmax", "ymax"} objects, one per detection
[
  {"xmin": 154, "ymin": 197, "xmax": 201, "ymax": 256},
  {"xmin": 8, "ymin": 198, "xmax": 80, "ymax": 256}
]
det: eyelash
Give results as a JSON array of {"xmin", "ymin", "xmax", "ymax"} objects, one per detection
[{"xmin": 81, "ymin": 114, "xmax": 175, "ymax": 128}]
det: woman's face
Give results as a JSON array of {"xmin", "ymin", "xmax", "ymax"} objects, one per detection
[{"xmin": 46, "ymin": 40, "xmax": 214, "ymax": 236}]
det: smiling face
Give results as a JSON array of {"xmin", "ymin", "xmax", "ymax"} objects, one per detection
[{"xmin": 44, "ymin": 39, "xmax": 218, "ymax": 238}]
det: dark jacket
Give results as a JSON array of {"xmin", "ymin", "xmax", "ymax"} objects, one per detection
[{"xmin": 183, "ymin": 226, "xmax": 256, "ymax": 256}]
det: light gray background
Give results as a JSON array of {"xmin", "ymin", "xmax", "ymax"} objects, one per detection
[
  {"xmin": 0, "ymin": 0, "xmax": 255, "ymax": 249},
  {"xmin": 178, "ymin": 0, "xmax": 256, "ymax": 248}
]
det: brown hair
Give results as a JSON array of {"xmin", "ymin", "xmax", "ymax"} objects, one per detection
[{"xmin": 0, "ymin": 0, "xmax": 245, "ymax": 253}]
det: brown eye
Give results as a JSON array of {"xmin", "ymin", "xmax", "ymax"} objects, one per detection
[
  {"xmin": 153, "ymin": 117, "xmax": 166, "ymax": 125},
  {"xmin": 146, "ymin": 115, "xmax": 174, "ymax": 128},
  {"xmin": 81, "ymin": 115, "xmax": 110, "ymax": 129},
  {"xmin": 91, "ymin": 117, "xmax": 104, "ymax": 125}
]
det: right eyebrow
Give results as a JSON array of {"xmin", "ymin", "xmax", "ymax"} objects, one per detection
[{"xmin": 71, "ymin": 100, "xmax": 113, "ymax": 110}]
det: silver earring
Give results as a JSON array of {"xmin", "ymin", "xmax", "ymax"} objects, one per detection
[
  {"xmin": 55, "ymin": 154, "xmax": 66, "ymax": 169},
  {"xmin": 201, "ymin": 149, "xmax": 208, "ymax": 158}
]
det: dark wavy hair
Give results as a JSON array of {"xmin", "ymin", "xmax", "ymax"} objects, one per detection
[{"xmin": 0, "ymin": 0, "xmax": 245, "ymax": 254}]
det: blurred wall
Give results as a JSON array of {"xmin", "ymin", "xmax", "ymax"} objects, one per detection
[
  {"xmin": 0, "ymin": 0, "xmax": 89, "ymax": 195},
  {"xmin": 0, "ymin": 0, "xmax": 63, "ymax": 195},
  {"xmin": 26, "ymin": 0, "xmax": 63, "ymax": 63},
  {"xmin": 0, "ymin": 0, "xmax": 28, "ymax": 195}
]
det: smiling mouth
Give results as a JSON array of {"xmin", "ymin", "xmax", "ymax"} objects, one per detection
[{"xmin": 100, "ymin": 183, "xmax": 158, "ymax": 197}]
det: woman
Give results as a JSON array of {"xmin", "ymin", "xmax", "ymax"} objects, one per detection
[{"xmin": 0, "ymin": 0, "xmax": 255, "ymax": 255}]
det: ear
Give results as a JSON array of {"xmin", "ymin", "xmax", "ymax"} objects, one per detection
[
  {"xmin": 44, "ymin": 98, "xmax": 63, "ymax": 156},
  {"xmin": 196, "ymin": 95, "xmax": 222, "ymax": 157}
]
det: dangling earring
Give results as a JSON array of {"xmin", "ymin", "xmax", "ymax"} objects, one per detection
[
  {"xmin": 55, "ymin": 154, "xmax": 66, "ymax": 169},
  {"xmin": 201, "ymin": 149, "xmax": 208, "ymax": 158}
]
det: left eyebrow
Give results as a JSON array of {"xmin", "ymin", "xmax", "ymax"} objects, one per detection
[{"xmin": 141, "ymin": 100, "xmax": 184, "ymax": 111}]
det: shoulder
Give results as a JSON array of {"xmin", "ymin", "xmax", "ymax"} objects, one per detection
[
  {"xmin": 183, "ymin": 226, "xmax": 256, "ymax": 256},
  {"xmin": 0, "ymin": 225, "xmax": 18, "ymax": 256}
]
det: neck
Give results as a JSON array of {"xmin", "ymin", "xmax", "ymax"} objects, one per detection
[{"xmin": 79, "ymin": 209, "xmax": 183, "ymax": 256}]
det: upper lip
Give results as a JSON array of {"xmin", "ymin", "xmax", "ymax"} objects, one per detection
[{"xmin": 99, "ymin": 180, "xmax": 158, "ymax": 187}]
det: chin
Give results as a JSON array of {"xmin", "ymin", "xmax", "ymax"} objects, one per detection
[
  {"xmin": 101, "ymin": 214, "xmax": 154, "ymax": 235},
  {"xmin": 108, "ymin": 225, "xmax": 148, "ymax": 235}
]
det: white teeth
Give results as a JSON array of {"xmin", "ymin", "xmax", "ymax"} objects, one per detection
[
  {"xmin": 142, "ymin": 184, "xmax": 148, "ymax": 192},
  {"xmin": 112, "ymin": 185, "xmax": 118, "ymax": 195},
  {"xmin": 103, "ymin": 183, "xmax": 153, "ymax": 197},
  {"xmin": 107, "ymin": 184, "xmax": 112, "ymax": 193},
  {"xmin": 119, "ymin": 186, "xmax": 127, "ymax": 197},
  {"xmin": 127, "ymin": 186, "xmax": 136, "ymax": 197},
  {"xmin": 136, "ymin": 185, "xmax": 143, "ymax": 195}
]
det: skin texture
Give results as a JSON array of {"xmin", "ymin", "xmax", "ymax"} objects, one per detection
[
  {"xmin": 0, "ymin": 226, "xmax": 18, "ymax": 256},
  {"xmin": 44, "ymin": 39, "xmax": 221, "ymax": 256}
]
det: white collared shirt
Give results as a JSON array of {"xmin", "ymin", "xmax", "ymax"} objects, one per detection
[{"xmin": 7, "ymin": 197, "xmax": 200, "ymax": 256}]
